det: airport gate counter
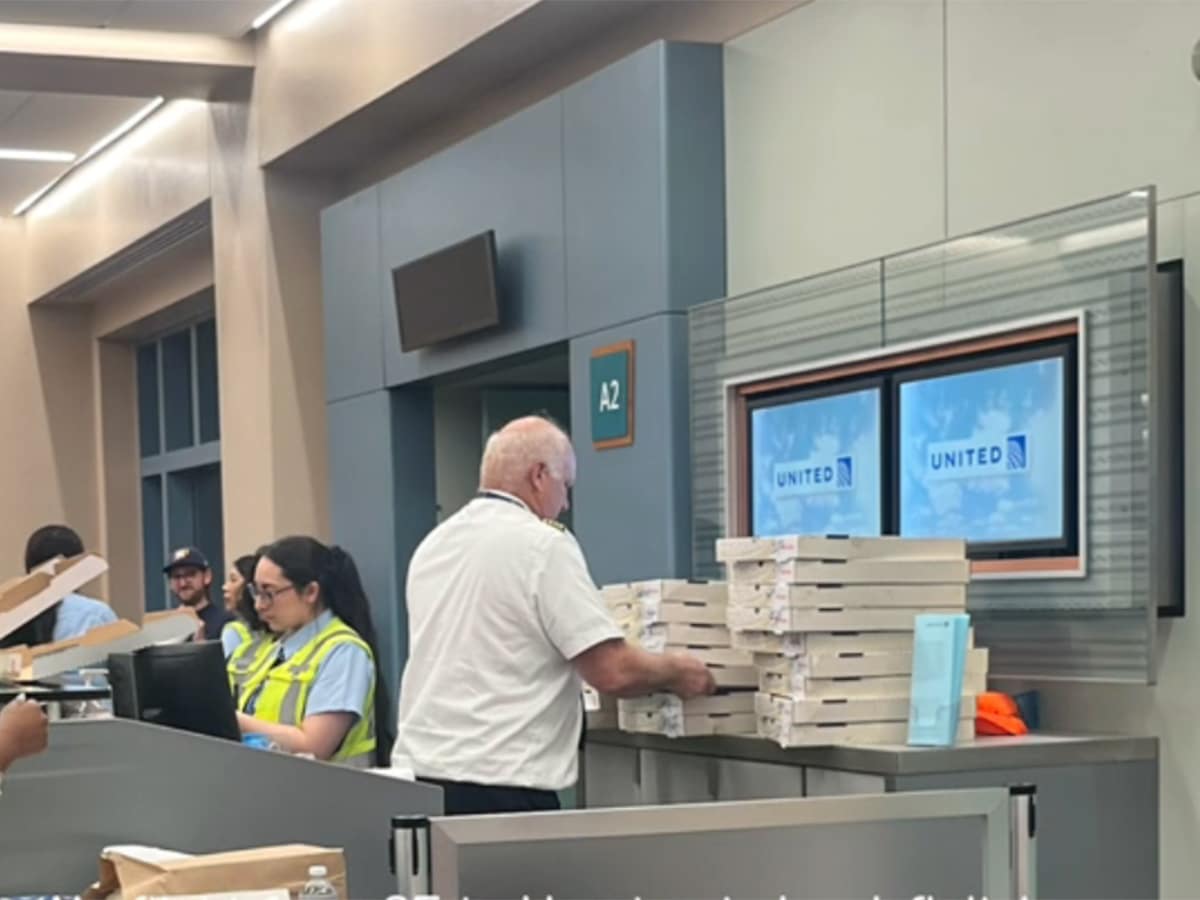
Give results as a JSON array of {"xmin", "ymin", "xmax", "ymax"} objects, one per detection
[{"xmin": 582, "ymin": 727, "xmax": 1159, "ymax": 900}]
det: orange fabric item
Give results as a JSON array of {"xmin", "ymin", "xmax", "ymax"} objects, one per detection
[{"xmin": 975, "ymin": 691, "xmax": 1029, "ymax": 736}]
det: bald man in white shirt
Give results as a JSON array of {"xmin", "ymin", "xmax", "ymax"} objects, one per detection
[{"xmin": 394, "ymin": 416, "xmax": 714, "ymax": 815}]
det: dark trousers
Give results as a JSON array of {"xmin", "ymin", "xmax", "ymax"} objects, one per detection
[{"xmin": 419, "ymin": 777, "xmax": 561, "ymax": 816}]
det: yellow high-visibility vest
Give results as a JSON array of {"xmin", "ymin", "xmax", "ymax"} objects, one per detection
[
  {"xmin": 226, "ymin": 624, "xmax": 277, "ymax": 698},
  {"xmin": 236, "ymin": 615, "xmax": 375, "ymax": 766}
]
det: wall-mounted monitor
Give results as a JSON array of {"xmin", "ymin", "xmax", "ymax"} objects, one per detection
[
  {"xmin": 894, "ymin": 338, "xmax": 1079, "ymax": 558},
  {"xmin": 747, "ymin": 382, "xmax": 884, "ymax": 538},
  {"xmin": 392, "ymin": 230, "xmax": 500, "ymax": 352}
]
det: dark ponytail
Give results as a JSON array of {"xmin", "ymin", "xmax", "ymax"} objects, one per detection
[{"xmin": 261, "ymin": 536, "xmax": 394, "ymax": 765}]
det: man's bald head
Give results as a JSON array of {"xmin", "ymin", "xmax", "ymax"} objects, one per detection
[{"xmin": 480, "ymin": 416, "xmax": 575, "ymax": 520}]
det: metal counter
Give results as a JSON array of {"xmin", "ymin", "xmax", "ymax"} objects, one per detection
[
  {"xmin": 582, "ymin": 729, "xmax": 1159, "ymax": 899},
  {"xmin": 586, "ymin": 729, "xmax": 1158, "ymax": 774}
]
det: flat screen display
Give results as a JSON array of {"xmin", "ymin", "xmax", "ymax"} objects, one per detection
[
  {"xmin": 898, "ymin": 353, "xmax": 1069, "ymax": 547},
  {"xmin": 749, "ymin": 385, "xmax": 883, "ymax": 538},
  {"xmin": 392, "ymin": 230, "xmax": 500, "ymax": 352}
]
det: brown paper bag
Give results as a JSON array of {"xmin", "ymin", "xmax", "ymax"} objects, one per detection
[{"xmin": 82, "ymin": 844, "xmax": 347, "ymax": 899}]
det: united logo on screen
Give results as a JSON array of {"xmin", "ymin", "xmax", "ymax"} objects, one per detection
[
  {"xmin": 1006, "ymin": 434, "xmax": 1028, "ymax": 471},
  {"xmin": 926, "ymin": 433, "xmax": 1030, "ymax": 481},
  {"xmin": 773, "ymin": 455, "xmax": 855, "ymax": 497},
  {"xmin": 836, "ymin": 455, "xmax": 853, "ymax": 488}
]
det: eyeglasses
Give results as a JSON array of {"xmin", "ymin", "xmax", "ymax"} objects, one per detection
[{"xmin": 247, "ymin": 583, "xmax": 297, "ymax": 604}]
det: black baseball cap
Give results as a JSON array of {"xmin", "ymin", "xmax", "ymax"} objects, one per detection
[{"xmin": 163, "ymin": 546, "xmax": 210, "ymax": 574}]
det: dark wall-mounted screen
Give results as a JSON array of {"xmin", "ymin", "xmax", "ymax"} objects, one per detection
[{"xmin": 392, "ymin": 230, "xmax": 500, "ymax": 352}]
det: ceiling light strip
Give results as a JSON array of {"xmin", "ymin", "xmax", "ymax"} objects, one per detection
[
  {"xmin": 13, "ymin": 96, "xmax": 165, "ymax": 216},
  {"xmin": 252, "ymin": 0, "xmax": 299, "ymax": 29}
]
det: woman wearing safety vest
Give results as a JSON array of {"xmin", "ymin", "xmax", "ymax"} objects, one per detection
[
  {"xmin": 233, "ymin": 536, "xmax": 393, "ymax": 767},
  {"xmin": 222, "ymin": 552, "xmax": 276, "ymax": 697}
]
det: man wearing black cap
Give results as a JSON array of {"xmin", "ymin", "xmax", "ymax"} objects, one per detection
[{"xmin": 163, "ymin": 547, "xmax": 232, "ymax": 641}]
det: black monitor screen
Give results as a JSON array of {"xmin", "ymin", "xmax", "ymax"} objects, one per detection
[
  {"xmin": 392, "ymin": 230, "xmax": 500, "ymax": 352},
  {"xmin": 109, "ymin": 641, "xmax": 239, "ymax": 742}
]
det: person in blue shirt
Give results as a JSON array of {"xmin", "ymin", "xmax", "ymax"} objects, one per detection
[
  {"xmin": 220, "ymin": 552, "xmax": 271, "ymax": 659},
  {"xmin": 233, "ymin": 536, "xmax": 393, "ymax": 766},
  {"xmin": 0, "ymin": 525, "xmax": 117, "ymax": 649}
]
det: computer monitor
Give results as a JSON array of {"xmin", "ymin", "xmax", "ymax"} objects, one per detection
[
  {"xmin": 894, "ymin": 336, "xmax": 1079, "ymax": 557},
  {"xmin": 747, "ymin": 380, "xmax": 884, "ymax": 538},
  {"xmin": 108, "ymin": 641, "xmax": 240, "ymax": 742}
]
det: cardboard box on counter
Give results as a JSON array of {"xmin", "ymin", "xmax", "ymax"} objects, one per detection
[
  {"xmin": 0, "ymin": 608, "xmax": 199, "ymax": 681},
  {"xmin": 728, "ymin": 582, "xmax": 967, "ymax": 611},
  {"xmin": 81, "ymin": 844, "xmax": 346, "ymax": 899},
  {"xmin": 756, "ymin": 692, "xmax": 978, "ymax": 725},
  {"xmin": 0, "ymin": 554, "xmax": 109, "ymax": 641},
  {"xmin": 716, "ymin": 535, "xmax": 966, "ymax": 563},
  {"xmin": 758, "ymin": 715, "xmax": 975, "ymax": 749},
  {"xmin": 758, "ymin": 666, "xmax": 989, "ymax": 700}
]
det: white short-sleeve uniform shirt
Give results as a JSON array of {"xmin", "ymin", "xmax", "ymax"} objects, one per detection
[{"xmin": 393, "ymin": 491, "xmax": 621, "ymax": 790}]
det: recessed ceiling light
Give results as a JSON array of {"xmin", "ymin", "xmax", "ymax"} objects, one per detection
[
  {"xmin": 13, "ymin": 96, "xmax": 165, "ymax": 216},
  {"xmin": 252, "ymin": 0, "xmax": 299, "ymax": 29},
  {"xmin": 0, "ymin": 148, "xmax": 75, "ymax": 163}
]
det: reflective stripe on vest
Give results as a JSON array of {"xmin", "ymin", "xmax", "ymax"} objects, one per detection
[
  {"xmin": 226, "ymin": 628, "xmax": 278, "ymax": 697},
  {"xmin": 236, "ymin": 616, "xmax": 375, "ymax": 764}
]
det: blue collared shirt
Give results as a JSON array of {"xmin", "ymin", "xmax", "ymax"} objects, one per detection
[
  {"xmin": 53, "ymin": 593, "xmax": 118, "ymax": 642},
  {"xmin": 221, "ymin": 621, "xmax": 249, "ymax": 658},
  {"xmin": 245, "ymin": 610, "xmax": 374, "ymax": 720}
]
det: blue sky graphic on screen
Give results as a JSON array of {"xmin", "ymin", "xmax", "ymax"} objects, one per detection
[
  {"xmin": 899, "ymin": 356, "xmax": 1066, "ymax": 543},
  {"xmin": 751, "ymin": 388, "xmax": 882, "ymax": 537}
]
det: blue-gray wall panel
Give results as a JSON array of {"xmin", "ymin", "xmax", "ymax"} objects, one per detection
[
  {"xmin": 570, "ymin": 313, "xmax": 691, "ymax": 586},
  {"xmin": 322, "ymin": 188, "xmax": 385, "ymax": 402},
  {"xmin": 389, "ymin": 384, "xmax": 438, "ymax": 672},
  {"xmin": 664, "ymin": 43, "xmax": 727, "ymax": 311},
  {"xmin": 327, "ymin": 389, "xmax": 434, "ymax": 694},
  {"xmin": 381, "ymin": 96, "xmax": 567, "ymax": 386},
  {"xmin": 564, "ymin": 43, "xmax": 666, "ymax": 336}
]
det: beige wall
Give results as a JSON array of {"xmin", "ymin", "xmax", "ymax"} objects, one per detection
[
  {"xmin": 254, "ymin": 0, "xmax": 537, "ymax": 165},
  {"xmin": 22, "ymin": 99, "xmax": 211, "ymax": 305},
  {"xmin": 0, "ymin": 215, "xmax": 103, "ymax": 586},
  {"xmin": 725, "ymin": 1, "xmax": 1200, "ymax": 893},
  {"xmin": 209, "ymin": 96, "xmax": 336, "ymax": 556}
]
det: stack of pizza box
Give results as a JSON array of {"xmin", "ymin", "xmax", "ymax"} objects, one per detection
[
  {"xmin": 718, "ymin": 535, "xmax": 987, "ymax": 748},
  {"xmin": 599, "ymin": 579, "xmax": 758, "ymax": 738}
]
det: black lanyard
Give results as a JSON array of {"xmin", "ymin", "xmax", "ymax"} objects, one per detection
[{"xmin": 476, "ymin": 490, "xmax": 527, "ymax": 511}]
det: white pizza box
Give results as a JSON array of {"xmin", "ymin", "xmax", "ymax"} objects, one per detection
[
  {"xmin": 670, "ymin": 645, "xmax": 755, "ymax": 668},
  {"xmin": 725, "ymin": 558, "xmax": 970, "ymax": 587},
  {"xmin": 649, "ymin": 601, "xmax": 728, "ymax": 626},
  {"xmin": 730, "ymin": 628, "xmax": 975, "ymax": 655},
  {"xmin": 642, "ymin": 622, "xmax": 732, "ymax": 650},
  {"xmin": 728, "ymin": 582, "xmax": 966, "ymax": 611},
  {"xmin": 0, "ymin": 608, "xmax": 201, "ymax": 681},
  {"xmin": 727, "ymin": 605, "xmax": 946, "ymax": 634},
  {"xmin": 716, "ymin": 536, "xmax": 966, "ymax": 564},
  {"xmin": 618, "ymin": 691, "xmax": 756, "ymax": 718},
  {"xmin": 752, "ymin": 646, "xmax": 989, "ymax": 681},
  {"xmin": 632, "ymin": 580, "xmax": 728, "ymax": 604},
  {"xmin": 759, "ymin": 715, "xmax": 975, "ymax": 749},
  {"xmin": 731, "ymin": 630, "xmax": 915, "ymax": 655},
  {"xmin": 756, "ymin": 691, "xmax": 978, "ymax": 725},
  {"xmin": 759, "ymin": 664, "xmax": 989, "ymax": 700},
  {"xmin": 0, "ymin": 554, "xmax": 110, "ymax": 642},
  {"xmin": 619, "ymin": 706, "xmax": 758, "ymax": 738},
  {"xmin": 774, "ymin": 558, "xmax": 970, "ymax": 586},
  {"xmin": 710, "ymin": 665, "xmax": 759, "ymax": 689}
]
